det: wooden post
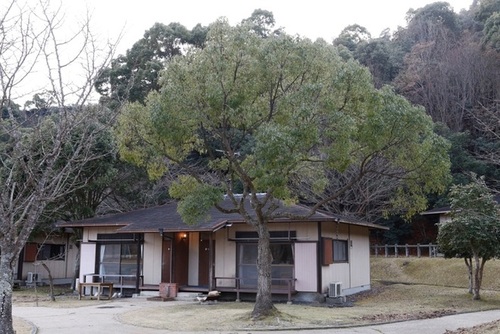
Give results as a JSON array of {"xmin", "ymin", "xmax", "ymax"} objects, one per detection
[
  {"xmin": 417, "ymin": 244, "xmax": 421, "ymax": 258},
  {"xmin": 405, "ymin": 244, "xmax": 409, "ymax": 257},
  {"xmin": 384, "ymin": 244, "xmax": 388, "ymax": 258},
  {"xmin": 395, "ymin": 244, "xmax": 398, "ymax": 257}
]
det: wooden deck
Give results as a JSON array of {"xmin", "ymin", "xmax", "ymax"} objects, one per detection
[
  {"xmin": 213, "ymin": 277, "xmax": 297, "ymax": 303},
  {"xmin": 137, "ymin": 281, "xmax": 297, "ymax": 303}
]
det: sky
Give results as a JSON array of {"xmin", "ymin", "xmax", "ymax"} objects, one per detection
[{"xmin": 72, "ymin": 0, "xmax": 474, "ymax": 55}]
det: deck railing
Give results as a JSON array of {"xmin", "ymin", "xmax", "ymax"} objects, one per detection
[
  {"xmin": 213, "ymin": 276, "xmax": 296, "ymax": 303},
  {"xmin": 371, "ymin": 244, "xmax": 442, "ymax": 258},
  {"xmin": 82, "ymin": 273, "xmax": 143, "ymax": 294}
]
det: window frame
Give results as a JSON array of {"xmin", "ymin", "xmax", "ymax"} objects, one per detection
[
  {"xmin": 95, "ymin": 233, "xmax": 144, "ymax": 285},
  {"xmin": 236, "ymin": 241, "xmax": 295, "ymax": 288},
  {"xmin": 333, "ymin": 239, "xmax": 349, "ymax": 263},
  {"xmin": 36, "ymin": 244, "xmax": 66, "ymax": 261}
]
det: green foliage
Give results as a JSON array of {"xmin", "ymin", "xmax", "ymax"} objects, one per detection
[
  {"xmin": 475, "ymin": 0, "xmax": 500, "ymax": 23},
  {"xmin": 241, "ymin": 9, "xmax": 279, "ymax": 37},
  {"xmin": 406, "ymin": 2, "xmax": 460, "ymax": 40},
  {"xmin": 169, "ymin": 175, "xmax": 223, "ymax": 225},
  {"xmin": 95, "ymin": 22, "xmax": 208, "ymax": 109},
  {"xmin": 437, "ymin": 175, "xmax": 500, "ymax": 259},
  {"xmin": 482, "ymin": 12, "xmax": 500, "ymax": 50},
  {"xmin": 116, "ymin": 19, "xmax": 451, "ymax": 225},
  {"xmin": 334, "ymin": 24, "xmax": 371, "ymax": 52}
]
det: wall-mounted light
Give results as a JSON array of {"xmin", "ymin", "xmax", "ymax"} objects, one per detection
[
  {"xmin": 159, "ymin": 228, "xmax": 164, "ymax": 237},
  {"xmin": 181, "ymin": 233, "xmax": 187, "ymax": 240}
]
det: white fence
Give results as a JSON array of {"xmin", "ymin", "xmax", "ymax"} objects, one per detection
[{"xmin": 371, "ymin": 244, "xmax": 442, "ymax": 258}]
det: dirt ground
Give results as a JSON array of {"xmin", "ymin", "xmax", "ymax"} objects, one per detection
[
  {"xmin": 12, "ymin": 258, "xmax": 500, "ymax": 333},
  {"xmin": 12, "ymin": 282, "xmax": 500, "ymax": 333}
]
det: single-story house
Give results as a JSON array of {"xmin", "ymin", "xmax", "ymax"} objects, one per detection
[
  {"xmin": 57, "ymin": 197, "xmax": 387, "ymax": 301},
  {"xmin": 15, "ymin": 233, "xmax": 78, "ymax": 286}
]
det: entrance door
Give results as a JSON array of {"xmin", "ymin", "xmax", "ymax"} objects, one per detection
[
  {"xmin": 173, "ymin": 233, "xmax": 189, "ymax": 285},
  {"xmin": 161, "ymin": 239, "xmax": 172, "ymax": 282},
  {"xmin": 198, "ymin": 238, "xmax": 214, "ymax": 286}
]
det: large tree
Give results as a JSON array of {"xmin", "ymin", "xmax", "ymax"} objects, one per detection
[
  {"xmin": 0, "ymin": 1, "xmax": 115, "ymax": 333},
  {"xmin": 116, "ymin": 19, "xmax": 450, "ymax": 318},
  {"xmin": 437, "ymin": 175, "xmax": 500, "ymax": 300},
  {"xmin": 95, "ymin": 22, "xmax": 208, "ymax": 109}
]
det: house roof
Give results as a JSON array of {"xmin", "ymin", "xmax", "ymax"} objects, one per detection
[
  {"xmin": 57, "ymin": 197, "xmax": 388, "ymax": 233},
  {"xmin": 420, "ymin": 206, "xmax": 452, "ymax": 215},
  {"xmin": 420, "ymin": 194, "xmax": 500, "ymax": 216}
]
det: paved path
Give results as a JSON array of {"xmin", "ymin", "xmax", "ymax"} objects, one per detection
[{"xmin": 13, "ymin": 298, "xmax": 500, "ymax": 334}]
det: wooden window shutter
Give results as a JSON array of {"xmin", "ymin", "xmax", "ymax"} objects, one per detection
[
  {"xmin": 322, "ymin": 237, "xmax": 333, "ymax": 266},
  {"xmin": 24, "ymin": 243, "xmax": 38, "ymax": 262}
]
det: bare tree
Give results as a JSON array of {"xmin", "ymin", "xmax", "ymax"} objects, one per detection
[{"xmin": 0, "ymin": 1, "xmax": 117, "ymax": 333}]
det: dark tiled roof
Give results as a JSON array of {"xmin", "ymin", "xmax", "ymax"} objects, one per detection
[
  {"xmin": 421, "ymin": 195, "xmax": 500, "ymax": 216},
  {"xmin": 57, "ymin": 197, "xmax": 388, "ymax": 232},
  {"xmin": 420, "ymin": 206, "xmax": 452, "ymax": 215}
]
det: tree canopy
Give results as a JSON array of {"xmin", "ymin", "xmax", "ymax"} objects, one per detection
[
  {"xmin": 437, "ymin": 175, "xmax": 500, "ymax": 300},
  {"xmin": 116, "ymin": 18, "xmax": 450, "ymax": 317},
  {"xmin": 95, "ymin": 22, "xmax": 208, "ymax": 109}
]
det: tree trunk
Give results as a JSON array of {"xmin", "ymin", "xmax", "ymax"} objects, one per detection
[
  {"xmin": 472, "ymin": 254, "xmax": 482, "ymax": 300},
  {"xmin": 0, "ymin": 253, "xmax": 16, "ymax": 334},
  {"xmin": 251, "ymin": 221, "xmax": 278, "ymax": 319},
  {"xmin": 464, "ymin": 257, "xmax": 473, "ymax": 294},
  {"xmin": 41, "ymin": 262, "xmax": 55, "ymax": 301}
]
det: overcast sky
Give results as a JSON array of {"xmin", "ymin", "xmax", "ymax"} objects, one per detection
[{"xmin": 71, "ymin": 0, "xmax": 473, "ymax": 54}]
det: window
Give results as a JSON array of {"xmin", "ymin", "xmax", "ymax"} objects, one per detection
[
  {"xmin": 333, "ymin": 240, "xmax": 348, "ymax": 262},
  {"xmin": 36, "ymin": 244, "xmax": 65, "ymax": 261},
  {"xmin": 237, "ymin": 242, "xmax": 294, "ymax": 288},
  {"xmin": 96, "ymin": 234, "xmax": 143, "ymax": 286}
]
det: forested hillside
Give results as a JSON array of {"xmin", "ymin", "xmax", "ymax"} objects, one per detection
[
  {"xmin": 89, "ymin": 1, "xmax": 500, "ymax": 241},
  {"xmin": 335, "ymin": 0, "xmax": 499, "ymax": 190},
  {"xmin": 91, "ymin": 1, "xmax": 500, "ymax": 242},
  {"xmin": 333, "ymin": 1, "xmax": 500, "ymax": 243}
]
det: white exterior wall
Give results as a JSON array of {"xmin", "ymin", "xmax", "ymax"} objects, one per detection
[
  {"xmin": 214, "ymin": 229, "xmax": 236, "ymax": 287},
  {"xmin": 440, "ymin": 214, "xmax": 451, "ymax": 223},
  {"xmin": 320, "ymin": 223, "xmax": 371, "ymax": 295},
  {"xmin": 82, "ymin": 226, "xmax": 120, "ymax": 242},
  {"xmin": 142, "ymin": 233, "xmax": 162, "ymax": 285},
  {"xmin": 294, "ymin": 242, "xmax": 317, "ymax": 291},
  {"xmin": 77, "ymin": 220, "xmax": 373, "ymax": 296},
  {"xmin": 348, "ymin": 225, "xmax": 370, "ymax": 291},
  {"xmin": 213, "ymin": 222, "xmax": 320, "ymax": 288},
  {"xmin": 22, "ymin": 235, "xmax": 78, "ymax": 282},
  {"xmin": 80, "ymin": 242, "xmax": 96, "ymax": 283},
  {"xmin": 188, "ymin": 232, "xmax": 200, "ymax": 286}
]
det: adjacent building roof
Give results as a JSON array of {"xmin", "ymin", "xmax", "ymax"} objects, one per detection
[
  {"xmin": 420, "ymin": 195, "xmax": 500, "ymax": 216},
  {"xmin": 57, "ymin": 197, "xmax": 388, "ymax": 233}
]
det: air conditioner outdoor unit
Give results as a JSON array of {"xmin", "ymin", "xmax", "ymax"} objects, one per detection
[
  {"xmin": 328, "ymin": 282, "xmax": 342, "ymax": 298},
  {"xmin": 27, "ymin": 272, "xmax": 40, "ymax": 284}
]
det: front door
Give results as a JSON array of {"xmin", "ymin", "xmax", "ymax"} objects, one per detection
[
  {"xmin": 198, "ymin": 238, "xmax": 214, "ymax": 286},
  {"xmin": 173, "ymin": 232, "xmax": 189, "ymax": 285}
]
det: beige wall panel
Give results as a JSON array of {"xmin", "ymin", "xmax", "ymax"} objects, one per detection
[
  {"xmin": 188, "ymin": 232, "xmax": 200, "ymax": 286},
  {"xmin": 294, "ymin": 242, "xmax": 317, "ymax": 292},
  {"xmin": 143, "ymin": 233, "xmax": 162, "ymax": 285}
]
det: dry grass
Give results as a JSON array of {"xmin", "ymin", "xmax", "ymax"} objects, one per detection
[
  {"xmin": 13, "ymin": 257, "xmax": 500, "ymax": 333},
  {"xmin": 371, "ymin": 257, "xmax": 500, "ymax": 290}
]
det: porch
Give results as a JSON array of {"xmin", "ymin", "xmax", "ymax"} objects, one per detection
[
  {"xmin": 138, "ymin": 277, "xmax": 297, "ymax": 303},
  {"xmin": 81, "ymin": 273, "xmax": 143, "ymax": 296}
]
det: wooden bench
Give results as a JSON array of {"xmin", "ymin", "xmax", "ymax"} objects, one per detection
[{"xmin": 78, "ymin": 282, "xmax": 114, "ymax": 301}]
